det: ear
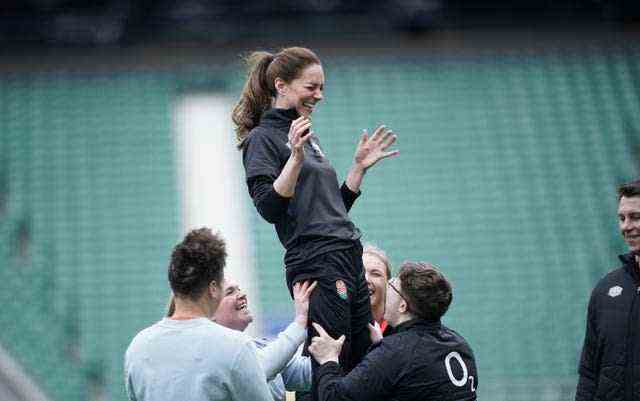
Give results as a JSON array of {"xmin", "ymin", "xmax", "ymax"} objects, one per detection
[
  {"xmin": 398, "ymin": 299, "xmax": 409, "ymax": 314},
  {"xmin": 274, "ymin": 77, "xmax": 287, "ymax": 96},
  {"xmin": 208, "ymin": 280, "xmax": 221, "ymax": 302}
]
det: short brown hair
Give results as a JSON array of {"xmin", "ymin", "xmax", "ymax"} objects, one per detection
[
  {"xmin": 398, "ymin": 261, "xmax": 452, "ymax": 322},
  {"xmin": 168, "ymin": 228, "xmax": 227, "ymax": 300},
  {"xmin": 618, "ymin": 179, "xmax": 640, "ymax": 199}
]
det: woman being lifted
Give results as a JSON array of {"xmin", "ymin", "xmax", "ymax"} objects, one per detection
[{"xmin": 232, "ymin": 46, "xmax": 398, "ymax": 386}]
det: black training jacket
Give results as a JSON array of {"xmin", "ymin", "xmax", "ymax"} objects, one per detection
[
  {"xmin": 242, "ymin": 107, "xmax": 361, "ymax": 267},
  {"xmin": 576, "ymin": 253, "xmax": 640, "ymax": 401},
  {"xmin": 316, "ymin": 319, "xmax": 478, "ymax": 401}
]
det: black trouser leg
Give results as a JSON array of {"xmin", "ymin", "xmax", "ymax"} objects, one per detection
[
  {"xmin": 290, "ymin": 244, "xmax": 373, "ymax": 400},
  {"xmin": 347, "ymin": 248, "xmax": 374, "ymax": 371}
]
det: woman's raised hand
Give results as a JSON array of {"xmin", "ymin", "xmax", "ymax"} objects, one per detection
[
  {"xmin": 353, "ymin": 125, "xmax": 399, "ymax": 171},
  {"xmin": 288, "ymin": 116, "xmax": 313, "ymax": 162}
]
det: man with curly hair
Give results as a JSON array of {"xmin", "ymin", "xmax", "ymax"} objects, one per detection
[{"xmin": 125, "ymin": 228, "xmax": 283, "ymax": 401}]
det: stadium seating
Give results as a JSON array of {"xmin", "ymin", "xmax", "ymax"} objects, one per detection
[{"xmin": 0, "ymin": 47, "xmax": 638, "ymax": 400}]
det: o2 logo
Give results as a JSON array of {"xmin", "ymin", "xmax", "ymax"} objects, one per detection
[{"xmin": 444, "ymin": 352, "xmax": 476, "ymax": 392}]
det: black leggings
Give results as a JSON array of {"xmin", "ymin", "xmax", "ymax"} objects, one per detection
[{"xmin": 286, "ymin": 242, "xmax": 373, "ymax": 398}]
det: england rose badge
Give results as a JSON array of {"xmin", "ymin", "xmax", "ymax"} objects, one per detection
[
  {"xmin": 336, "ymin": 279, "xmax": 348, "ymax": 300},
  {"xmin": 608, "ymin": 286, "xmax": 623, "ymax": 298}
]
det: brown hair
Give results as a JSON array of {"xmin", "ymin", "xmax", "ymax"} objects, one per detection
[
  {"xmin": 168, "ymin": 228, "xmax": 227, "ymax": 300},
  {"xmin": 398, "ymin": 261, "xmax": 452, "ymax": 322},
  {"xmin": 231, "ymin": 47, "xmax": 321, "ymax": 149},
  {"xmin": 363, "ymin": 244, "xmax": 392, "ymax": 279},
  {"xmin": 618, "ymin": 178, "xmax": 640, "ymax": 200},
  {"xmin": 166, "ymin": 295, "xmax": 175, "ymax": 317}
]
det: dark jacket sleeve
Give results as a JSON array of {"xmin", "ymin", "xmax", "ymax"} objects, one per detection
[
  {"xmin": 576, "ymin": 289, "xmax": 600, "ymax": 401},
  {"xmin": 316, "ymin": 343, "xmax": 394, "ymax": 401},
  {"xmin": 247, "ymin": 176, "xmax": 291, "ymax": 224},
  {"xmin": 340, "ymin": 183, "xmax": 361, "ymax": 212},
  {"xmin": 242, "ymin": 131, "xmax": 290, "ymax": 224}
]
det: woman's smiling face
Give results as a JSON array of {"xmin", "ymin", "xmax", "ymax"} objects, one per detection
[{"xmin": 277, "ymin": 63, "xmax": 324, "ymax": 117}]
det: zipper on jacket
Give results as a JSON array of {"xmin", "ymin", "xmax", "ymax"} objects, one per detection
[{"xmin": 625, "ymin": 284, "xmax": 639, "ymax": 400}]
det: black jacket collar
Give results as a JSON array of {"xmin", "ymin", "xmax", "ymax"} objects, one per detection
[
  {"xmin": 394, "ymin": 318, "xmax": 442, "ymax": 333},
  {"xmin": 260, "ymin": 108, "xmax": 300, "ymax": 130},
  {"xmin": 620, "ymin": 251, "xmax": 640, "ymax": 285}
]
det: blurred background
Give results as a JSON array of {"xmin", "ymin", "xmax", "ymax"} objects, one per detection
[{"xmin": 1, "ymin": 0, "xmax": 640, "ymax": 400}]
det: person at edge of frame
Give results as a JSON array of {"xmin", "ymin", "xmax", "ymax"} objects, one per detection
[{"xmin": 576, "ymin": 178, "xmax": 640, "ymax": 401}]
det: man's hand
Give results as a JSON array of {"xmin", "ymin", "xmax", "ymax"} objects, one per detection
[
  {"xmin": 293, "ymin": 280, "xmax": 317, "ymax": 328},
  {"xmin": 368, "ymin": 321, "xmax": 383, "ymax": 345},
  {"xmin": 308, "ymin": 322, "xmax": 345, "ymax": 365}
]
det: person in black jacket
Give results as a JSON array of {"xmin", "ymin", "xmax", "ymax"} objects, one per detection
[
  {"xmin": 231, "ymin": 47, "xmax": 399, "ymax": 381},
  {"xmin": 308, "ymin": 261, "xmax": 478, "ymax": 401},
  {"xmin": 576, "ymin": 178, "xmax": 640, "ymax": 401}
]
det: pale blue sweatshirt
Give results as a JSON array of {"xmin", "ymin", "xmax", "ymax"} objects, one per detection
[
  {"xmin": 125, "ymin": 318, "xmax": 274, "ymax": 401},
  {"xmin": 255, "ymin": 338, "xmax": 312, "ymax": 401}
]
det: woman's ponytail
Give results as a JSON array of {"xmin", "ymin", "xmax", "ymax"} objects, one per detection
[
  {"xmin": 232, "ymin": 51, "xmax": 275, "ymax": 149},
  {"xmin": 232, "ymin": 47, "xmax": 321, "ymax": 149}
]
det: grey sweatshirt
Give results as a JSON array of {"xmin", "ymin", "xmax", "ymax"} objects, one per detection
[{"xmin": 125, "ymin": 318, "xmax": 274, "ymax": 401}]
